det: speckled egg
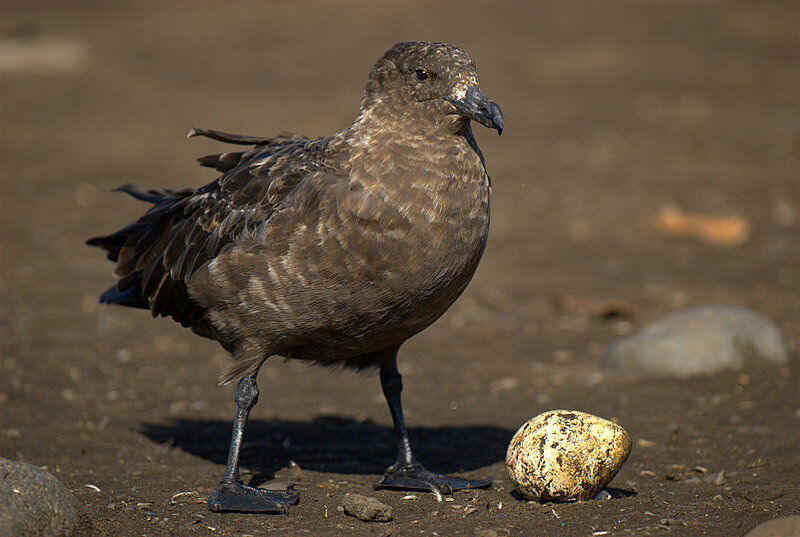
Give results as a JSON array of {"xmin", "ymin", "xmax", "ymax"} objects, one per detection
[{"xmin": 506, "ymin": 410, "xmax": 632, "ymax": 502}]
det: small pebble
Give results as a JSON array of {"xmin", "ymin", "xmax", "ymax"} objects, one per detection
[
  {"xmin": 593, "ymin": 490, "xmax": 612, "ymax": 500},
  {"xmin": 341, "ymin": 493, "xmax": 393, "ymax": 522},
  {"xmin": 703, "ymin": 469, "xmax": 725, "ymax": 485}
]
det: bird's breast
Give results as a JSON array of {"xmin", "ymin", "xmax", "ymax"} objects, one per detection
[{"xmin": 340, "ymin": 134, "xmax": 491, "ymax": 308}]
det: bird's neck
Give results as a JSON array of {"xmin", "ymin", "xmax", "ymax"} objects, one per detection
[
  {"xmin": 349, "ymin": 100, "xmax": 462, "ymax": 142},
  {"xmin": 342, "ymin": 101, "xmax": 481, "ymax": 171}
]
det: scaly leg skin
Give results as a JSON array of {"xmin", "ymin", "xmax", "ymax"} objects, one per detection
[
  {"xmin": 374, "ymin": 359, "xmax": 492, "ymax": 494},
  {"xmin": 207, "ymin": 375, "xmax": 299, "ymax": 513}
]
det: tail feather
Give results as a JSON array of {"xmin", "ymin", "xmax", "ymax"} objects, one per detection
[
  {"xmin": 187, "ymin": 127, "xmax": 273, "ymax": 145},
  {"xmin": 112, "ymin": 183, "xmax": 175, "ymax": 204},
  {"xmin": 99, "ymin": 284, "xmax": 149, "ymax": 309},
  {"xmin": 86, "ymin": 222, "xmax": 146, "ymax": 262}
]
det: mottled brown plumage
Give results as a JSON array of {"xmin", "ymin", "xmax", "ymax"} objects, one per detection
[
  {"xmin": 88, "ymin": 42, "xmax": 503, "ymax": 511},
  {"xmin": 89, "ymin": 41, "xmax": 501, "ymax": 382}
]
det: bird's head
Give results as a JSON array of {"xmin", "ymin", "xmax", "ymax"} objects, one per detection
[{"xmin": 363, "ymin": 42, "xmax": 503, "ymax": 135}]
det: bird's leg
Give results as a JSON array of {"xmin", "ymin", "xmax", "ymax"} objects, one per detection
[
  {"xmin": 207, "ymin": 374, "xmax": 299, "ymax": 513},
  {"xmin": 374, "ymin": 360, "xmax": 491, "ymax": 494}
]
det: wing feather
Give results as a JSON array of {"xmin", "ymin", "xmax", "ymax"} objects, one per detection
[{"xmin": 87, "ymin": 131, "xmax": 331, "ymax": 328}]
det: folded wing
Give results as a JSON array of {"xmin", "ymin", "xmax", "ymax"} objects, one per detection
[{"xmin": 86, "ymin": 130, "xmax": 329, "ymax": 330}]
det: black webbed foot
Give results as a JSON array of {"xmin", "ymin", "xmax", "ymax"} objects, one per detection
[
  {"xmin": 207, "ymin": 481, "xmax": 299, "ymax": 513},
  {"xmin": 374, "ymin": 463, "xmax": 491, "ymax": 494}
]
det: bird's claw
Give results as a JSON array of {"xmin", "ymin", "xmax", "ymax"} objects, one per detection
[
  {"xmin": 207, "ymin": 481, "xmax": 299, "ymax": 513},
  {"xmin": 374, "ymin": 463, "xmax": 491, "ymax": 494}
]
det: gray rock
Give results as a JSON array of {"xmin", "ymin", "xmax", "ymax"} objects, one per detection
[
  {"xmin": 341, "ymin": 493, "xmax": 393, "ymax": 522},
  {"xmin": 0, "ymin": 458, "xmax": 79, "ymax": 537},
  {"xmin": 604, "ymin": 305, "xmax": 789, "ymax": 378},
  {"xmin": 745, "ymin": 516, "xmax": 800, "ymax": 537}
]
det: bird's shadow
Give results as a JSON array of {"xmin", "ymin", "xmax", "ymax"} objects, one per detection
[{"xmin": 140, "ymin": 416, "xmax": 513, "ymax": 487}]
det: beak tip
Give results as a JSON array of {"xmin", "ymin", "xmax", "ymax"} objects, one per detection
[
  {"xmin": 488, "ymin": 102, "xmax": 504, "ymax": 135},
  {"xmin": 494, "ymin": 121, "xmax": 503, "ymax": 136}
]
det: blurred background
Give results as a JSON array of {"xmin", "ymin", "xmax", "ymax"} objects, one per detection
[{"xmin": 2, "ymin": 2, "xmax": 798, "ymax": 536}]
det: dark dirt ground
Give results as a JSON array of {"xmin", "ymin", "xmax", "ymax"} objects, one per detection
[{"xmin": 2, "ymin": 2, "xmax": 799, "ymax": 536}]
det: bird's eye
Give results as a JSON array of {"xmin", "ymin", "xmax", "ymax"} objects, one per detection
[{"xmin": 415, "ymin": 68, "xmax": 429, "ymax": 81}]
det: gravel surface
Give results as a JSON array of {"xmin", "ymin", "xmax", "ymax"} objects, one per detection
[{"xmin": 2, "ymin": 2, "xmax": 798, "ymax": 536}]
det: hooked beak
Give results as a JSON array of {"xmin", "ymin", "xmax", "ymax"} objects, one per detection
[{"xmin": 445, "ymin": 86, "xmax": 504, "ymax": 135}]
